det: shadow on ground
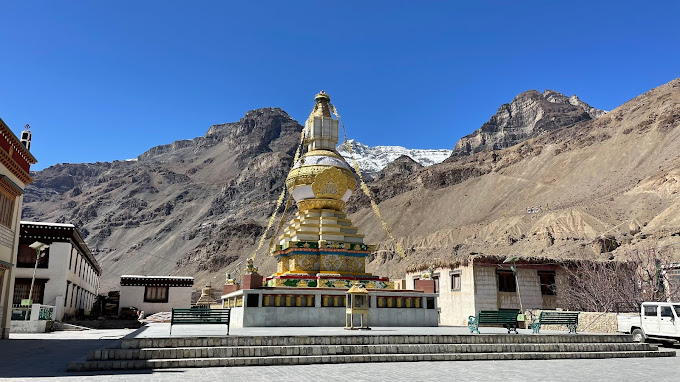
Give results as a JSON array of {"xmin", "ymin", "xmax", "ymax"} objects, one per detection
[{"xmin": 0, "ymin": 326, "xmax": 157, "ymax": 378}]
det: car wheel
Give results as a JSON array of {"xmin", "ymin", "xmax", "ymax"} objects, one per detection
[{"xmin": 631, "ymin": 328, "xmax": 645, "ymax": 343}]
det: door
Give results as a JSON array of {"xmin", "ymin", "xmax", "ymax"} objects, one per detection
[
  {"xmin": 642, "ymin": 304, "xmax": 660, "ymax": 335},
  {"xmin": 659, "ymin": 305, "xmax": 677, "ymax": 336}
]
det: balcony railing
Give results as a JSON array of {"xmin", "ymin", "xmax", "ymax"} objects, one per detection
[
  {"xmin": 11, "ymin": 304, "xmax": 31, "ymax": 320},
  {"xmin": 39, "ymin": 305, "xmax": 55, "ymax": 320}
]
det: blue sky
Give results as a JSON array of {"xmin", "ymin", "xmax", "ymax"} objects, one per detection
[{"xmin": 1, "ymin": 1, "xmax": 678, "ymax": 170}]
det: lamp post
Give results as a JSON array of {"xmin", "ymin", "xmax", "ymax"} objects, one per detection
[
  {"xmin": 26, "ymin": 241, "xmax": 49, "ymax": 320},
  {"xmin": 503, "ymin": 255, "xmax": 523, "ymax": 314}
]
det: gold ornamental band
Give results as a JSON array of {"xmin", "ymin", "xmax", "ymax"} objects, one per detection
[
  {"xmin": 301, "ymin": 150, "xmax": 345, "ymax": 161},
  {"xmin": 297, "ymin": 198, "xmax": 346, "ymax": 212},
  {"xmin": 286, "ymin": 165, "xmax": 357, "ymax": 190}
]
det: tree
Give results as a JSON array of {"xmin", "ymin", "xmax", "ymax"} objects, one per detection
[{"xmin": 557, "ymin": 243, "xmax": 680, "ymax": 312}]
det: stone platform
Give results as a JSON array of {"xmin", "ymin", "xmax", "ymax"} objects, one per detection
[
  {"xmin": 67, "ymin": 325, "xmax": 675, "ymax": 371},
  {"xmin": 222, "ymin": 288, "xmax": 438, "ymax": 327}
]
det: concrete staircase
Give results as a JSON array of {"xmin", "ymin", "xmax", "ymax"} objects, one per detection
[{"xmin": 67, "ymin": 334, "xmax": 675, "ymax": 371}]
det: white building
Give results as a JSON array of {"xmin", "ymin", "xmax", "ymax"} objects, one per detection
[
  {"xmin": 406, "ymin": 255, "xmax": 564, "ymax": 326},
  {"xmin": 119, "ymin": 275, "xmax": 193, "ymax": 316},
  {"xmin": 0, "ymin": 119, "xmax": 37, "ymax": 338},
  {"xmin": 14, "ymin": 221, "xmax": 101, "ymax": 321}
]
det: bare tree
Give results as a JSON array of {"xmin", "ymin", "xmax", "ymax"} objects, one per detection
[{"xmin": 557, "ymin": 243, "xmax": 680, "ymax": 312}]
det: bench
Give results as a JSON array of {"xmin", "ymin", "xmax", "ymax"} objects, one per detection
[
  {"xmin": 529, "ymin": 311, "xmax": 579, "ymax": 334},
  {"xmin": 468, "ymin": 310, "xmax": 520, "ymax": 334},
  {"xmin": 170, "ymin": 308, "xmax": 231, "ymax": 335}
]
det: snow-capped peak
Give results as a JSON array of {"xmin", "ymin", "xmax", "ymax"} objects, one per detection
[{"xmin": 336, "ymin": 139, "xmax": 452, "ymax": 176}]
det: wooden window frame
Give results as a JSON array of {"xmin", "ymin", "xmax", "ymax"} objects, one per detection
[
  {"xmin": 538, "ymin": 271, "xmax": 557, "ymax": 295},
  {"xmin": 0, "ymin": 177, "xmax": 20, "ymax": 229},
  {"xmin": 144, "ymin": 286, "xmax": 169, "ymax": 303},
  {"xmin": 17, "ymin": 243, "xmax": 49, "ymax": 268},
  {"xmin": 497, "ymin": 270, "xmax": 517, "ymax": 292},
  {"xmin": 450, "ymin": 270, "xmax": 462, "ymax": 291},
  {"xmin": 12, "ymin": 278, "xmax": 46, "ymax": 305}
]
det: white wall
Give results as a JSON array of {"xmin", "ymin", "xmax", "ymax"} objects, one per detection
[
  {"xmin": 118, "ymin": 285, "xmax": 192, "ymax": 316},
  {"xmin": 407, "ymin": 264, "xmax": 564, "ymax": 326},
  {"xmin": 64, "ymin": 243, "xmax": 100, "ymax": 317},
  {"xmin": 0, "ymin": 190, "xmax": 23, "ymax": 338},
  {"xmin": 225, "ymin": 289, "xmax": 438, "ymax": 328},
  {"xmin": 474, "ymin": 265, "xmax": 548, "ymax": 312},
  {"xmin": 412, "ymin": 267, "xmax": 477, "ymax": 326},
  {"xmin": 14, "ymin": 240, "xmax": 100, "ymax": 320}
]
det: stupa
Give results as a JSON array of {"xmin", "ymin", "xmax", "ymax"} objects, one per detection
[
  {"xmin": 222, "ymin": 91, "xmax": 438, "ymax": 327},
  {"xmin": 195, "ymin": 284, "xmax": 219, "ymax": 307},
  {"xmin": 265, "ymin": 90, "xmax": 392, "ymax": 290}
]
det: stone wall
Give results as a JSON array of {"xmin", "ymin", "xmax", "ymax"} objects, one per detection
[
  {"xmin": 10, "ymin": 320, "xmax": 52, "ymax": 333},
  {"xmin": 528, "ymin": 310, "xmax": 619, "ymax": 333}
]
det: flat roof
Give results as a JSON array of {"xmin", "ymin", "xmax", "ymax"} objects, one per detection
[
  {"xmin": 20, "ymin": 220, "xmax": 101, "ymax": 274},
  {"xmin": 20, "ymin": 221, "xmax": 76, "ymax": 228},
  {"xmin": 120, "ymin": 275, "xmax": 194, "ymax": 287},
  {"xmin": 121, "ymin": 275, "xmax": 194, "ymax": 280}
]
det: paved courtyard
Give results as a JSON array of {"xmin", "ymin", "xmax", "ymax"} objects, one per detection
[{"xmin": 1, "ymin": 326, "xmax": 678, "ymax": 382}]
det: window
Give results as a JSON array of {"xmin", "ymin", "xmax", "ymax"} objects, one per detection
[
  {"xmin": 144, "ymin": 286, "xmax": 169, "ymax": 303},
  {"xmin": 64, "ymin": 284, "xmax": 70, "ymax": 307},
  {"xmin": 450, "ymin": 271, "xmax": 461, "ymax": 291},
  {"xmin": 538, "ymin": 271, "xmax": 556, "ymax": 295},
  {"xmin": 75, "ymin": 286, "xmax": 80, "ymax": 308},
  {"xmin": 497, "ymin": 271, "xmax": 516, "ymax": 292},
  {"xmin": 426, "ymin": 297, "xmax": 435, "ymax": 309},
  {"xmin": 0, "ymin": 185, "xmax": 16, "ymax": 229},
  {"xmin": 17, "ymin": 244, "xmax": 49, "ymax": 268},
  {"xmin": 433, "ymin": 273, "xmax": 440, "ymax": 293},
  {"xmin": 644, "ymin": 305, "xmax": 658, "ymax": 317},
  {"xmin": 661, "ymin": 306, "xmax": 674, "ymax": 318},
  {"xmin": 13, "ymin": 279, "xmax": 46, "ymax": 305}
]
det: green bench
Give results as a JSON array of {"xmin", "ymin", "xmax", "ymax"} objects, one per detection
[
  {"xmin": 529, "ymin": 311, "xmax": 579, "ymax": 334},
  {"xmin": 468, "ymin": 310, "xmax": 520, "ymax": 334},
  {"xmin": 170, "ymin": 308, "xmax": 231, "ymax": 335}
]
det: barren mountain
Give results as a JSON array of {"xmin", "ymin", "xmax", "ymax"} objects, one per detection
[
  {"xmin": 357, "ymin": 79, "xmax": 680, "ymax": 277},
  {"xmin": 24, "ymin": 107, "xmax": 302, "ymax": 291},
  {"xmin": 452, "ymin": 89, "xmax": 606, "ymax": 156},
  {"xmin": 23, "ymin": 79, "xmax": 680, "ymax": 292}
]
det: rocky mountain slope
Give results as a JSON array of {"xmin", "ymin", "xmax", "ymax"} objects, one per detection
[
  {"xmin": 23, "ymin": 79, "xmax": 680, "ymax": 291},
  {"xmin": 452, "ymin": 89, "xmax": 606, "ymax": 156},
  {"xmin": 356, "ymin": 79, "xmax": 680, "ymax": 277},
  {"xmin": 24, "ymin": 107, "xmax": 302, "ymax": 291},
  {"xmin": 336, "ymin": 140, "xmax": 451, "ymax": 177}
]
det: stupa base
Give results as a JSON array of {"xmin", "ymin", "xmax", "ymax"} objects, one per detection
[{"xmin": 221, "ymin": 287, "xmax": 438, "ymax": 328}]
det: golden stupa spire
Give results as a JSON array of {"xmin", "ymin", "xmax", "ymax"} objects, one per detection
[
  {"xmin": 304, "ymin": 90, "xmax": 340, "ymax": 152},
  {"xmin": 311, "ymin": 90, "xmax": 332, "ymax": 118},
  {"xmin": 263, "ymin": 90, "xmax": 391, "ymax": 290}
]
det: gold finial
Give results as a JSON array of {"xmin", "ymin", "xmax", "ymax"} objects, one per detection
[
  {"xmin": 315, "ymin": 90, "xmax": 330, "ymax": 101},
  {"xmin": 312, "ymin": 90, "xmax": 332, "ymax": 117}
]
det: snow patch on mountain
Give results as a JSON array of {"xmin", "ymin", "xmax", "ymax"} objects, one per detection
[{"xmin": 336, "ymin": 140, "xmax": 452, "ymax": 176}]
